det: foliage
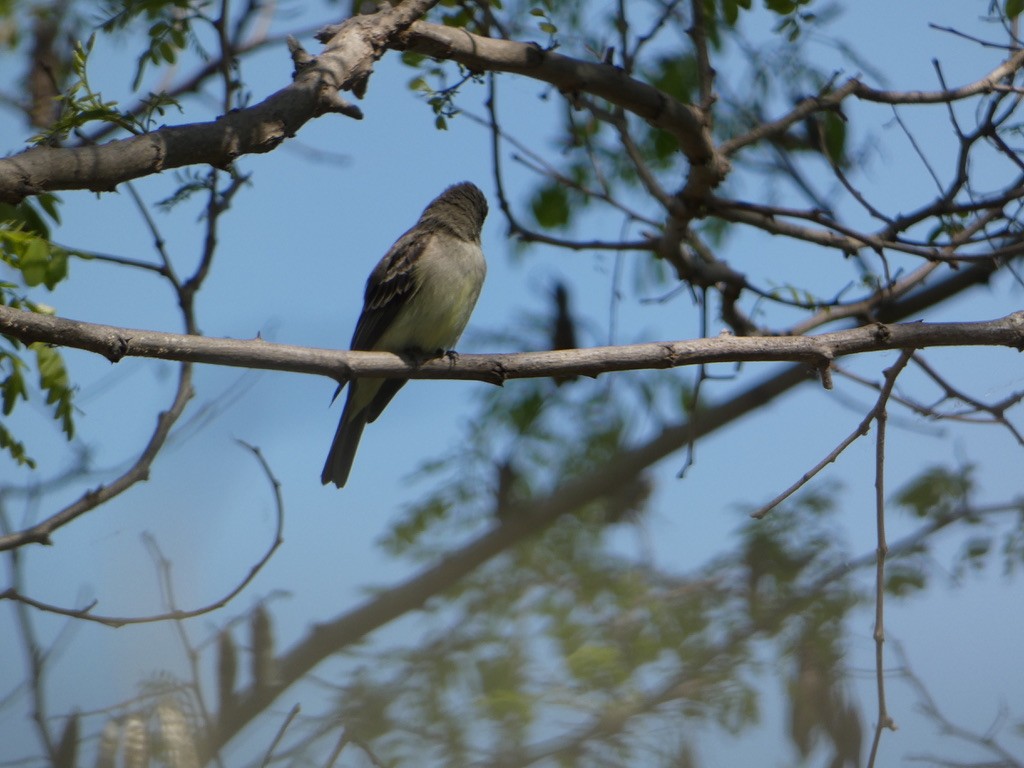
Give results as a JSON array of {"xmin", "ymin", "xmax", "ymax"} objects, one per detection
[
  {"xmin": 98, "ymin": 0, "xmax": 197, "ymax": 90},
  {"xmin": 0, "ymin": 196, "xmax": 76, "ymax": 465},
  {"xmin": 30, "ymin": 35, "xmax": 182, "ymax": 144}
]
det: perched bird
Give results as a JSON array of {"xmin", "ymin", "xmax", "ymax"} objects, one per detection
[
  {"xmin": 322, "ymin": 182, "xmax": 489, "ymax": 488},
  {"xmin": 549, "ymin": 280, "xmax": 579, "ymax": 386}
]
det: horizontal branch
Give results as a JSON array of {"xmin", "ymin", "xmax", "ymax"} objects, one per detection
[
  {"xmin": 851, "ymin": 48, "xmax": 1024, "ymax": 105},
  {"xmin": 2, "ymin": 304, "xmax": 1022, "ymax": 383},
  {"xmin": 0, "ymin": 0, "xmax": 438, "ymax": 204}
]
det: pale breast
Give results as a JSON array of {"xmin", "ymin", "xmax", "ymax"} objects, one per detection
[{"xmin": 375, "ymin": 235, "xmax": 486, "ymax": 354}]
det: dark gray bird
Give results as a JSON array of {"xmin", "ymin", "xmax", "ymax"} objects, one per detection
[
  {"xmin": 550, "ymin": 280, "xmax": 578, "ymax": 386},
  {"xmin": 322, "ymin": 182, "xmax": 489, "ymax": 488}
]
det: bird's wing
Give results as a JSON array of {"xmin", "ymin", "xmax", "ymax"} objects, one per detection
[{"xmin": 350, "ymin": 228, "xmax": 427, "ymax": 351}]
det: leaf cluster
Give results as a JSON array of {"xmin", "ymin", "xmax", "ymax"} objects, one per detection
[
  {"xmin": 30, "ymin": 35, "xmax": 182, "ymax": 145},
  {"xmin": 98, "ymin": 0, "xmax": 196, "ymax": 90},
  {"xmin": 290, "ymin": 477, "xmax": 870, "ymax": 767},
  {"xmin": 1, "ymin": 196, "xmax": 76, "ymax": 467}
]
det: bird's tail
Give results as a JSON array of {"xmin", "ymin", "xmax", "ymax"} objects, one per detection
[{"xmin": 321, "ymin": 398, "xmax": 368, "ymax": 488}]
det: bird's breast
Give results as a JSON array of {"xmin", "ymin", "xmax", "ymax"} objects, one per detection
[{"xmin": 376, "ymin": 237, "xmax": 486, "ymax": 354}]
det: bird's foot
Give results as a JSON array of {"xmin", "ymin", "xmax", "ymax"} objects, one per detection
[{"xmin": 400, "ymin": 348, "xmax": 453, "ymax": 366}]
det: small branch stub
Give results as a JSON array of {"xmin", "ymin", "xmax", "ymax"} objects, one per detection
[{"xmin": 287, "ymin": 36, "xmax": 315, "ymax": 73}]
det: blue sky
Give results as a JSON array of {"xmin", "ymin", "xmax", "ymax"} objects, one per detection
[{"xmin": 2, "ymin": 1, "xmax": 1023, "ymax": 765}]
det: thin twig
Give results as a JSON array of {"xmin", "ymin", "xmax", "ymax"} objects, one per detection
[
  {"xmin": 865, "ymin": 349, "xmax": 913, "ymax": 768},
  {"xmin": 894, "ymin": 643, "xmax": 1024, "ymax": 768},
  {"xmin": 260, "ymin": 704, "xmax": 301, "ymax": 768},
  {"xmin": 143, "ymin": 532, "xmax": 223, "ymax": 767},
  {"xmin": 321, "ymin": 728, "xmax": 350, "ymax": 768},
  {"xmin": 0, "ymin": 440, "xmax": 285, "ymax": 625},
  {"xmin": 688, "ymin": 0, "xmax": 714, "ymax": 110}
]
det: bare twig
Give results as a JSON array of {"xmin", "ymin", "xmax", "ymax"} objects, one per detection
[
  {"xmin": 752, "ymin": 349, "xmax": 914, "ymax": 519},
  {"xmin": 688, "ymin": 0, "xmax": 714, "ymax": 111},
  {"xmin": 0, "ymin": 440, "xmax": 285, "ymax": 623},
  {"xmin": 260, "ymin": 704, "xmax": 301, "ymax": 768},
  {"xmin": 865, "ymin": 350, "xmax": 913, "ymax": 767},
  {"xmin": 721, "ymin": 49, "xmax": 1024, "ymax": 157},
  {"xmin": 895, "ymin": 644, "xmax": 1024, "ymax": 768}
]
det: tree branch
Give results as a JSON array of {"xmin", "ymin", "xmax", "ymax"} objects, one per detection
[
  {"xmin": 0, "ymin": 441, "xmax": 285, "ymax": 620},
  {"xmin": 751, "ymin": 349, "xmax": 913, "ymax": 519},
  {"xmin": 0, "ymin": 0, "xmax": 438, "ymax": 204},
  {"xmin": 1, "ymin": 304, "xmax": 1022, "ymax": 386},
  {"xmin": 397, "ymin": 20, "xmax": 728, "ymax": 195}
]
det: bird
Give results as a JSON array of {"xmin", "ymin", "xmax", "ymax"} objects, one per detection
[
  {"xmin": 321, "ymin": 182, "xmax": 489, "ymax": 488},
  {"xmin": 549, "ymin": 280, "xmax": 579, "ymax": 386}
]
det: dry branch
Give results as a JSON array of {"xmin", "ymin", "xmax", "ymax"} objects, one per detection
[{"xmin": 2, "ymin": 304, "xmax": 1022, "ymax": 384}]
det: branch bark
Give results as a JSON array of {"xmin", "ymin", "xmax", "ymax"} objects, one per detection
[
  {"xmin": 398, "ymin": 21, "xmax": 720, "ymax": 173},
  {"xmin": 2, "ymin": 304, "xmax": 1021, "ymax": 384},
  {"xmin": 0, "ymin": 0, "xmax": 439, "ymax": 204}
]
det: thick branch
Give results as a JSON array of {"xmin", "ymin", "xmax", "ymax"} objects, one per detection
[
  {"xmin": 0, "ymin": 0, "xmax": 438, "ymax": 204},
  {"xmin": 397, "ymin": 21, "xmax": 728, "ymax": 192},
  {"xmin": 1, "ymin": 305, "xmax": 1022, "ymax": 384}
]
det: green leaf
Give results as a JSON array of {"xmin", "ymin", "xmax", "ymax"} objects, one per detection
[
  {"xmin": 45, "ymin": 248, "xmax": 69, "ymax": 289},
  {"xmin": 401, "ymin": 51, "xmax": 426, "ymax": 67},
  {"xmin": 32, "ymin": 342, "xmax": 75, "ymax": 438},
  {"xmin": 531, "ymin": 184, "xmax": 571, "ymax": 229},
  {"xmin": 722, "ymin": 0, "xmax": 739, "ymax": 25},
  {"xmin": 0, "ymin": 198, "xmax": 57, "ymax": 239},
  {"xmin": 565, "ymin": 643, "xmax": 624, "ymax": 686},
  {"xmin": 0, "ymin": 421, "xmax": 35, "ymax": 468},
  {"xmin": 1007, "ymin": 0, "xmax": 1024, "ymax": 19},
  {"xmin": 442, "ymin": 8, "xmax": 471, "ymax": 27},
  {"xmin": 894, "ymin": 465, "xmax": 973, "ymax": 519},
  {"xmin": 884, "ymin": 563, "xmax": 926, "ymax": 596},
  {"xmin": 408, "ymin": 76, "xmax": 431, "ymax": 93},
  {"xmin": 650, "ymin": 55, "xmax": 697, "ymax": 103},
  {"xmin": 963, "ymin": 536, "xmax": 991, "ymax": 563},
  {"xmin": 20, "ymin": 238, "xmax": 50, "ymax": 287},
  {"xmin": 821, "ymin": 110, "xmax": 846, "ymax": 163},
  {"xmin": 158, "ymin": 40, "xmax": 176, "ymax": 63},
  {"xmin": 36, "ymin": 194, "xmax": 62, "ymax": 225},
  {"xmin": 1, "ymin": 361, "xmax": 28, "ymax": 416}
]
